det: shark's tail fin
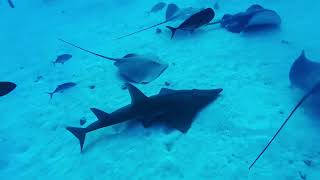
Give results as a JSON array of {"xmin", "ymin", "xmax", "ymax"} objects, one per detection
[
  {"xmin": 66, "ymin": 127, "xmax": 86, "ymax": 152},
  {"xmin": 166, "ymin": 26, "xmax": 177, "ymax": 39},
  {"xmin": 47, "ymin": 92, "xmax": 54, "ymax": 99}
]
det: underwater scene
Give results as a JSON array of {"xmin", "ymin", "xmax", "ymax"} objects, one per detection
[{"xmin": 1, "ymin": 0, "xmax": 320, "ymax": 179}]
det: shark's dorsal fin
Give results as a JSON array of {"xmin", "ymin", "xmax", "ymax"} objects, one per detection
[
  {"xmin": 159, "ymin": 88, "xmax": 177, "ymax": 95},
  {"xmin": 90, "ymin": 108, "xmax": 110, "ymax": 121},
  {"xmin": 126, "ymin": 83, "xmax": 148, "ymax": 104}
]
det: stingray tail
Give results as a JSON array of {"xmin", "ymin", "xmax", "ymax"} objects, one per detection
[
  {"xmin": 166, "ymin": 26, "xmax": 177, "ymax": 39},
  {"xmin": 248, "ymin": 83, "xmax": 318, "ymax": 170},
  {"xmin": 66, "ymin": 127, "xmax": 86, "ymax": 152}
]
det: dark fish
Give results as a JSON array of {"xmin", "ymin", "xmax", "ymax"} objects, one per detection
[
  {"xmin": 47, "ymin": 82, "xmax": 76, "ymax": 99},
  {"xmin": 7, "ymin": 0, "xmax": 14, "ymax": 8},
  {"xmin": 0, "ymin": 82, "xmax": 16, "ymax": 97},
  {"xmin": 114, "ymin": 5, "xmax": 201, "ymax": 40},
  {"xmin": 53, "ymin": 54, "xmax": 72, "ymax": 65},
  {"xmin": 149, "ymin": 2, "xmax": 166, "ymax": 14},
  {"xmin": 249, "ymin": 81, "xmax": 320, "ymax": 170},
  {"xmin": 165, "ymin": 3, "xmax": 180, "ymax": 21},
  {"xmin": 166, "ymin": 8, "xmax": 215, "ymax": 39},
  {"xmin": 59, "ymin": 39, "xmax": 168, "ymax": 84}
]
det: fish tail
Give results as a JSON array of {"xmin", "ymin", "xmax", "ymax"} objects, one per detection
[
  {"xmin": 66, "ymin": 127, "xmax": 86, "ymax": 152},
  {"xmin": 8, "ymin": 0, "xmax": 15, "ymax": 8},
  {"xmin": 47, "ymin": 92, "xmax": 54, "ymax": 99},
  {"xmin": 166, "ymin": 26, "xmax": 177, "ymax": 39}
]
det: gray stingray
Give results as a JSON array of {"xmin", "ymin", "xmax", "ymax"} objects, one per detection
[
  {"xmin": 148, "ymin": 2, "xmax": 166, "ymax": 14},
  {"xmin": 208, "ymin": 4, "xmax": 281, "ymax": 33},
  {"xmin": 289, "ymin": 50, "xmax": 320, "ymax": 91},
  {"xmin": 249, "ymin": 51, "xmax": 320, "ymax": 170},
  {"xmin": 59, "ymin": 39, "xmax": 168, "ymax": 84}
]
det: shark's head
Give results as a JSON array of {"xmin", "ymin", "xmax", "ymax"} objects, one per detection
[{"xmin": 191, "ymin": 88, "xmax": 223, "ymax": 107}]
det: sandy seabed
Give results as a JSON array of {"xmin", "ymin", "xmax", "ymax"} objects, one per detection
[{"xmin": 0, "ymin": 0, "xmax": 319, "ymax": 179}]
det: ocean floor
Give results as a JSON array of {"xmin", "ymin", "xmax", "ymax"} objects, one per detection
[{"xmin": 1, "ymin": 0, "xmax": 320, "ymax": 179}]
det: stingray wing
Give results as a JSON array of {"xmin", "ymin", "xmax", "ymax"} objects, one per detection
[{"xmin": 246, "ymin": 10, "xmax": 281, "ymax": 28}]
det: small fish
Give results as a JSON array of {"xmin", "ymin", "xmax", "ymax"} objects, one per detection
[
  {"xmin": 7, "ymin": 0, "xmax": 14, "ymax": 8},
  {"xmin": 53, "ymin": 54, "xmax": 72, "ymax": 65},
  {"xmin": 0, "ymin": 82, "xmax": 16, "ymax": 97},
  {"xmin": 148, "ymin": 2, "xmax": 166, "ymax": 14},
  {"xmin": 166, "ymin": 8, "xmax": 215, "ymax": 39},
  {"xmin": 47, "ymin": 82, "xmax": 76, "ymax": 99}
]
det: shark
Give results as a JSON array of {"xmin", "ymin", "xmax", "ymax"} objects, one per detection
[{"xmin": 66, "ymin": 83, "xmax": 223, "ymax": 152}]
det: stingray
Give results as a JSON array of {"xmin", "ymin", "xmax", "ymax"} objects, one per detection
[
  {"xmin": 249, "ymin": 51, "xmax": 320, "ymax": 169},
  {"xmin": 249, "ymin": 81, "xmax": 320, "ymax": 170},
  {"xmin": 59, "ymin": 39, "xmax": 168, "ymax": 84},
  {"xmin": 114, "ymin": 4, "xmax": 201, "ymax": 40},
  {"xmin": 147, "ymin": 2, "xmax": 166, "ymax": 15},
  {"xmin": 289, "ymin": 50, "xmax": 320, "ymax": 91},
  {"xmin": 208, "ymin": 4, "xmax": 281, "ymax": 33}
]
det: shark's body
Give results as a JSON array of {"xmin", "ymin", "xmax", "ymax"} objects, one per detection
[{"xmin": 66, "ymin": 83, "xmax": 222, "ymax": 152}]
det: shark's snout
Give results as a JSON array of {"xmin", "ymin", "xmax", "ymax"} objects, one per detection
[{"xmin": 192, "ymin": 88, "xmax": 223, "ymax": 102}]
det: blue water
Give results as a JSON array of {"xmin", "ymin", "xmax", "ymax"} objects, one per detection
[{"xmin": 1, "ymin": 0, "xmax": 320, "ymax": 179}]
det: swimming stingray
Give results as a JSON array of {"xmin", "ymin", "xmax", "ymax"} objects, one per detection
[
  {"xmin": 208, "ymin": 4, "xmax": 281, "ymax": 33},
  {"xmin": 0, "ymin": 82, "xmax": 16, "ymax": 97},
  {"xmin": 59, "ymin": 39, "xmax": 168, "ymax": 84},
  {"xmin": 289, "ymin": 50, "xmax": 320, "ymax": 91},
  {"xmin": 249, "ymin": 81, "xmax": 320, "ymax": 170},
  {"xmin": 249, "ymin": 51, "xmax": 320, "ymax": 169},
  {"xmin": 114, "ymin": 4, "xmax": 201, "ymax": 40}
]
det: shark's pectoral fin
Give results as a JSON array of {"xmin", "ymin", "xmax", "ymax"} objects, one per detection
[
  {"xmin": 166, "ymin": 110, "xmax": 198, "ymax": 133},
  {"xmin": 126, "ymin": 83, "xmax": 149, "ymax": 104},
  {"xmin": 90, "ymin": 108, "xmax": 110, "ymax": 121},
  {"xmin": 140, "ymin": 119, "xmax": 153, "ymax": 128},
  {"xmin": 139, "ymin": 112, "xmax": 167, "ymax": 128}
]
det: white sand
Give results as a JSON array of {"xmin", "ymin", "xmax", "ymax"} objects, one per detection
[{"xmin": 0, "ymin": 0, "xmax": 320, "ymax": 179}]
